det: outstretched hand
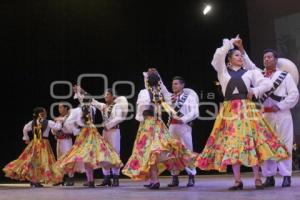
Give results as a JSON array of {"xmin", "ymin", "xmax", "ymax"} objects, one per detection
[
  {"xmin": 73, "ymin": 85, "xmax": 86, "ymax": 94},
  {"xmin": 232, "ymin": 34, "xmax": 245, "ymax": 54},
  {"xmin": 73, "ymin": 85, "xmax": 79, "ymax": 93}
]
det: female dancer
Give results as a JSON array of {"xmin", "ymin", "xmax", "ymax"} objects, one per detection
[
  {"xmin": 55, "ymin": 96, "xmax": 123, "ymax": 188},
  {"xmin": 195, "ymin": 38, "xmax": 289, "ymax": 190},
  {"xmin": 122, "ymin": 68, "xmax": 197, "ymax": 189},
  {"xmin": 3, "ymin": 107, "xmax": 63, "ymax": 187}
]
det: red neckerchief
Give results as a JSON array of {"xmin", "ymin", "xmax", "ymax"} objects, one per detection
[
  {"xmin": 171, "ymin": 91, "xmax": 183, "ymax": 104},
  {"xmin": 264, "ymin": 68, "xmax": 277, "ymax": 77}
]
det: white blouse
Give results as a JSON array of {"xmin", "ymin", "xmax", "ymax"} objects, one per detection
[
  {"xmin": 23, "ymin": 120, "xmax": 61, "ymax": 141},
  {"xmin": 135, "ymin": 80, "xmax": 172, "ymax": 122},
  {"xmin": 211, "ymin": 39, "xmax": 273, "ymax": 99}
]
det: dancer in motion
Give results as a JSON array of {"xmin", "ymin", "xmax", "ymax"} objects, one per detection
[
  {"xmin": 195, "ymin": 37, "xmax": 289, "ymax": 190},
  {"xmin": 167, "ymin": 76, "xmax": 199, "ymax": 187},
  {"xmin": 52, "ymin": 103, "xmax": 75, "ymax": 186},
  {"xmin": 3, "ymin": 107, "xmax": 63, "ymax": 187},
  {"xmin": 55, "ymin": 96, "xmax": 123, "ymax": 188},
  {"xmin": 122, "ymin": 68, "xmax": 197, "ymax": 190},
  {"xmin": 75, "ymin": 87, "xmax": 128, "ymax": 187}
]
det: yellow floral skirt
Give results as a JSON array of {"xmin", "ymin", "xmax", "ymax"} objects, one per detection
[
  {"xmin": 55, "ymin": 126, "xmax": 123, "ymax": 174},
  {"xmin": 3, "ymin": 139, "xmax": 63, "ymax": 184},
  {"xmin": 196, "ymin": 99, "xmax": 289, "ymax": 172},
  {"xmin": 122, "ymin": 117, "xmax": 197, "ymax": 180}
]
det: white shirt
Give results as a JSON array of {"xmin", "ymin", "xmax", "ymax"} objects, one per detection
[
  {"xmin": 135, "ymin": 81, "xmax": 172, "ymax": 122},
  {"xmin": 135, "ymin": 89, "xmax": 153, "ymax": 122},
  {"xmin": 171, "ymin": 91, "xmax": 199, "ymax": 124},
  {"xmin": 243, "ymin": 54, "xmax": 299, "ymax": 110},
  {"xmin": 92, "ymin": 99, "xmax": 124, "ymax": 130},
  {"xmin": 23, "ymin": 120, "xmax": 61, "ymax": 141},
  {"xmin": 60, "ymin": 107, "xmax": 83, "ymax": 135},
  {"xmin": 211, "ymin": 39, "xmax": 273, "ymax": 99}
]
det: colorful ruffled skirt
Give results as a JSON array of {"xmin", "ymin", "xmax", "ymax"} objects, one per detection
[
  {"xmin": 122, "ymin": 117, "xmax": 197, "ymax": 180},
  {"xmin": 55, "ymin": 126, "xmax": 123, "ymax": 174},
  {"xmin": 3, "ymin": 139, "xmax": 63, "ymax": 184},
  {"xmin": 196, "ymin": 99, "xmax": 289, "ymax": 172}
]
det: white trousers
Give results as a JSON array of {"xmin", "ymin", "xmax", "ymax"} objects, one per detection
[
  {"xmin": 102, "ymin": 128, "xmax": 121, "ymax": 176},
  {"xmin": 261, "ymin": 110, "xmax": 294, "ymax": 177},
  {"xmin": 57, "ymin": 138, "xmax": 74, "ymax": 177},
  {"xmin": 169, "ymin": 124, "xmax": 196, "ymax": 175}
]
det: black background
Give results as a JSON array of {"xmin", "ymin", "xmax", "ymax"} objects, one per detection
[{"xmin": 0, "ymin": 0, "xmax": 250, "ymax": 181}]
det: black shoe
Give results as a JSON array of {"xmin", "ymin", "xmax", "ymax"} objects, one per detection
[
  {"xmin": 112, "ymin": 175, "xmax": 119, "ymax": 187},
  {"xmin": 282, "ymin": 176, "xmax": 291, "ymax": 187},
  {"xmin": 228, "ymin": 181, "xmax": 243, "ymax": 191},
  {"xmin": 262, "ymin": 176, "xmax": 275, "ymax": 187},
  {"xmin": 167, "ymin": 175, "xmax": 179, "ymax": 187},
  {"xmin": 83, "ymin": 181, "xmax": 89, "ymax": 186},
  {"xmin": 255, "ymin": 179, "xmax": 264, "ymax": 190},
  {"xmin": 30, "ymin": 182, "xmax": 44, "ymax": 188},
  {"xmin": 186, "ymin": 175, "xmax": 195, "ymax": 187},
  {"xmin": 65, "ymin": 177, "xmax": 75, "ymax": 186},
  {"xmin": 143, "ymin": 183, "xmax": 153, "ymax": 188},
  {"xmin": 149, "ymin": 182, "xmax": 160, "ymax": 190},
  {"xmin": 83, "ymin": 181, "xmax": 95, "ymax": 188},
  {"xmin": 97, "ymin": 175, "xmax": 112, "ymax": 187},
  {"xmin": 52, "ymin": 182, "xmax": 63, "ymax": 186}
]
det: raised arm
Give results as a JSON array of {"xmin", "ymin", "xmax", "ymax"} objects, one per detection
[
  {"xmin": 242, "ymin": 53, "xmax": 261, "ymax": 71},
  {"xmin": 159, "ymin": 80, "xmax": 172, "ymax": 105},
  {"xmin": 232, "ymin": 36, "xmax": 261, "ymax": 71},
  {"xmin": 211, "ymin": 39, "xmax": 234, "ymax": 73},
  {"xmin": 91, "ymin": 99, "xmax": 106, "ymax": 111}
]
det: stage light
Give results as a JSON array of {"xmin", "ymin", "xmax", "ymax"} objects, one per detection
[{"xmin": 203, "ymin": 4, "xmax": 212, "ymax": 15}]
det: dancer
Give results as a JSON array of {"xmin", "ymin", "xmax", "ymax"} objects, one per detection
[
  {"xmin": 3, "ymin": 107, "xmax": 63, "ymax": 187},
  {"xmin": 122, "ymin": 68, "xmax": 197, "ymax": 190},
  {"xmin": 235, "ymin": 37, "xmax": 299, "ymax": 187},
  {"xmin": 195, "ymin": 37, "xmax": 289, "ymax": 190},
  {"xmin": 77, "ymin": 88, "xmax": 128, "ymax": 187},
  {"xmin": 167, "ymin": 76, "xmax": 199, "ymax": 187},
  {"xmin": 55, "ymin": 96, "xmax": 123, "ymax": 188},
  {"xmin": 52, "ymin": 103, "xmax": 75, "ymax": 186}
]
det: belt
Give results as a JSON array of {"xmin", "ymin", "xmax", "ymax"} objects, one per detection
[
  {"xmin": 170, "ymin": 119, "xmax": 193, "ymax": 126},
  {"xmin": 263, "ymin": 107, "xmax": 274, "ymax": 113},
  {"xmin": 270, "ymin": 94, "xmax": 285, "ymax": 102},
  {"xmin": 56, "ymin": 133, "xmax": 72, "ymax": 139},
  {"xmin": 170, "ymin": 119, "xmax": 183, "ymax": 125}
]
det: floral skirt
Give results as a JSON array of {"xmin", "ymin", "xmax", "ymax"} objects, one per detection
[
  {"xmin": 122, "ymin": 117, "xmax": 197, "ymax": 180},
  {"xmin": 3, "ymin": 139, "xmax": 63, "ymax": 184},
  {"xmin": 55, "ymin": 126, "xmax": 123, "ymax": 174},
  {"xmin": 195, "ymin": 99, "xmax": 289, "ymax": 172}
]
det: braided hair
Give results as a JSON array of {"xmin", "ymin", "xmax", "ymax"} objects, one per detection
[{"xmin": 81, "ymin": 96, "xmax": 92, "ymax": 124}]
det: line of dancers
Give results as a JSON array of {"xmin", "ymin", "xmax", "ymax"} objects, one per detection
[{"xmin": 3, "ymin": 35, "xmax": 299, "ymax": 190}]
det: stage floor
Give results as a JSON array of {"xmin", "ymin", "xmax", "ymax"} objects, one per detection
[{"xmin": 1, "ymin": 172, "xmax": 300, "ymax": 200}]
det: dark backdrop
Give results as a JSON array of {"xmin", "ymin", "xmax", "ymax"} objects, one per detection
[{"xmin": 0, "ymin": 0, "xmax": 250, "ymax": 181}]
